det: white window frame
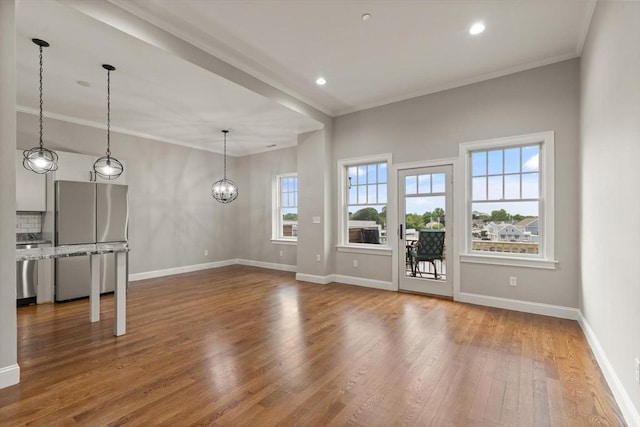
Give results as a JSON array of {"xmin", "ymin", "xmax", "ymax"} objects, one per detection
[
  {"xmin": 457, "ymin": 131, "xmax": 557, "ymax": 269},
  {"xmin": 337, "ymin": 153, "xmax": 392, "ymax": 253},
  {"xmin": 272, "ymin": 173, "xmax": 298, "ymax": 244}
]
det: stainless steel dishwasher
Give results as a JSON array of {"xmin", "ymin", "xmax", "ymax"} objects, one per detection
[{"xmin": 17, "ymin": 243, "xmax": 38, "ymax": 305}]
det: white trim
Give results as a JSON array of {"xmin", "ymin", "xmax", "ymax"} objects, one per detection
[
  {"xmin": 578, "ymin": 313, "xmax": 640, "ymax": 427},
  {"xmin": 295, "ymin": 273, "xmax": 333, "ymax": 284},
  {"xmin": 336, "ymin": 245, "xmax": 392, "ymax": 256},
  {"xmin": 270, "ymin": 239, "xmax": 297, "ymax": 246},
  {"xmin": 337, "ymin": 153, "xmax": 393, "ymax": 248},
  {"xmin": 129, "ymin": 259, "xmax": 236, "ymax": 281},
  {"xmin": 456, "ymin": 292, "xmax": 579, "ymax": 320},
  {"xmin": 272, "ymin": 173, "xmax": 298, "ymax": 242},
  {"xmin": 457, "ymin": 131, "xmax": 556, "ymax": 263},
  {"xmin": 460, "ymin": 253, "xmax": 558, "ymax": 270},
  {"xmin": 394, "ymin": 157, "xmax": 458, "ymax": 170},
  {"xmin": 0, "ymin": 364, "xmax": 20, "ymax": 389},
  {"xmin": 332, "ymin": 274, "xmax": 396, "ymax": 292},
  {"xmin": 236, "ymin": 259, "xmax": 296, "ymax": 272}
]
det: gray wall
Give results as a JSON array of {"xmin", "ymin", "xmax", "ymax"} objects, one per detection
[
  {"xmin": 333, "ymin": 59, "xmax": 581, "ymax": 307},
  {"xmin": 580, "ymin": 1, "xmax": 640, "ymax": 417},
  {"xmin": 296, "ymin": 129, "xmax": 334, "ymax": 278},
  {"xmin": 235, "ymin": 146, "xmax": 297, "ymax": 266},
  {"xmin": 17, "ymin": 113, "xmax": 239, "ymax": 275},
  {"xmin": 0, "ymin": 0, "xmax": 18, "ymax": 387}
]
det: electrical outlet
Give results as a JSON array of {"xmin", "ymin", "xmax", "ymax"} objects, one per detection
[
  {"xmin": 279, "ymin": 250, "xmax": 283, "ymax": 257},
  {"xmin": 316, "ymin": 254, "xmax": 321, "ymax": 262},
  {"xmin": 635, "ymin": 357, "xmax": 639, "ymax": 384},
  {"xmin": 509, "ymin": 276, "xmax": 517, "ymax": 287},
  {"xmin": 353, "ymin": 259, "xmax": 358, "ymax": 268},
  {"xmin": 204, "ymin": 250, "xmax": 208, "ymax": 256}
]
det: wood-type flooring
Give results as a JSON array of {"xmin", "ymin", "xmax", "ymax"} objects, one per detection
[{"xmin": 0, "ymin": 266, "xmax": 625, "ymax": 426}]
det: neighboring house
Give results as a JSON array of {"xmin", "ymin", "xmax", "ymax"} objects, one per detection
[
  {"xmin": 515, "ymin": 217, "xmax": 539, "ymax": 235},
  {"xmin": 488, "ymin": 222, "xmax": 524, "ymax": 242}
]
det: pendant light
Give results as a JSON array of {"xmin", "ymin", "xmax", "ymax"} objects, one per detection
[
  {"xmin": 93, "ymin": 64, "xmax": 124, "ymax": 180},
  {"xmin": 23, "ymin": 39, "xmax": 58, "ymax": 174},
  {"xmin": 211, "ymin": 130, "xmax": 238, "ymax": 203}
]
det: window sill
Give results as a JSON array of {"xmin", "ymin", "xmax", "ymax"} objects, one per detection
[
  {"xmin": 460, "ymin": 253, "xmax": 557, "ymax": 270},
  {"xmin": 271, "ymin": 239, "xmax": 297, "ymax": 246},
  {"xmin": 336, "ymin": 245, "xmax": 392, "ymax": 256}
]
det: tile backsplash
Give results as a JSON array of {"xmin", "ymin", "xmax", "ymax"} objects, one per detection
[{"xmin": 16, "ymin": 212, "xmax": 42, "ymax": 233}]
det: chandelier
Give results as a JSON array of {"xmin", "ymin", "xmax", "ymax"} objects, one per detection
[{"xmin": 211, "ymin": 130, "xmax": 238, "ymax": 203}]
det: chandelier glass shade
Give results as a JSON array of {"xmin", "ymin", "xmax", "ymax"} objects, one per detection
[
  {"xmin": 23, "ymin": 38, "xmax": 58, "ymax": 174},
  {"xmin": 93, "ymin": 64, "xmax": 124, "ymax": 180},
  {"xmin": 211, "ymin": 130, "xmax": 238, "ymax": 204}
]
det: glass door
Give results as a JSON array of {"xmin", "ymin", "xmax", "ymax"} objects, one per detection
[{"xmin": 398, "ymin": 165, "xmax": 453, "ymax": 296}]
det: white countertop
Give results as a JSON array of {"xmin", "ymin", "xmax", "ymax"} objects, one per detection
[{"xmin": 16, "ymin": 243, "xmax": 129, "ymax": 261}]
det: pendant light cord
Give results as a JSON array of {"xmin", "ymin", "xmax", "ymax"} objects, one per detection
[
  {"xmin": 223, "ymin": 130, "xmax": 228, "ymax": 180},
  {"xmin": 106, "ymin": 69, "xmax": 111, "ymax": 158},
  {"xmin": 38, "ymin": 44, "xmax": 44, "ymax": 149}
]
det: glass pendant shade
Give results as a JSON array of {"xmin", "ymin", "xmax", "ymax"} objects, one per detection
[
  {"xmin": 23, "ymin": 146, "xmax": 58, "ymax": 174},
  {"xmin": 93, "ymin": 64, "xmax": 123, "ymax": 180},
  {"xmin": 24, "ymin": 38, "xmax": 58, "ymax": 174},
  {"xmin": 94, "ymin": 155, "xmax": 124, "ymax": 180},
  {"xmin": 211, "ymin": 130, "xmax": 238, "ymax": 203},
  {"xmin": 211, "ymin": 178, "xmax": 238, "ymax": 203}
]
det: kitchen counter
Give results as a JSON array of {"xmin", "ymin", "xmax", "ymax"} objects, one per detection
[
  {"xmin": 16, "ymin": 243, "xmax": 129, "ymax": 336},
  {"xmin": 16, "ymin": 242, "xmax": 128, "ymax": 261}
]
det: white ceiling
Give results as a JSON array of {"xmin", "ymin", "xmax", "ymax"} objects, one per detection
[
  {"xmin": 16, "ymin": 0, "xmax": 323, "ymax": 156},
  {"xmin": 16, "ymin": 0, "xmax": 596, "ymax": 155},
  {"xmin": 113, "ymin": 0, "xmax": 596, "ymax": 116}
]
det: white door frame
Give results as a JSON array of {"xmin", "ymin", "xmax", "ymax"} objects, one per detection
[{"xmin": 392, "ymin": 157, "xmax": 457, "ymax": 295}]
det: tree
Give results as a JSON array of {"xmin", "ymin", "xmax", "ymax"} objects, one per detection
[
  {"xmin": 405, "ymin": 213, "xmax": 425, "ymax": 230},
  {"xmin": 422, "ymin": 211, "xmax": 432, "ymax": 224},
  {"xmin": 512, "ymin": 214, "xmax": 525, "ymax": 222},
  {"xmin": 490, "ymin": 209, "xmax": 510, "ymax": 222},
  {"xmin": 351, "ymin": 207, "xmax": 382, "ymax": 224},
  {"xmin": 283, "ymin": 213, "xmax": 298, "ymax": 221},
  {"xmin": 432, "ymin": 207, "xmax": 445, "ymax": 222},
  {"xmin": 473, "ymin": 211, "xmax": 490, "ymax": 221}
]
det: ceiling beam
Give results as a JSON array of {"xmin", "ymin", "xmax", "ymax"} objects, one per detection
[{"xmin": 59, "ymin": 0, "xmax": 331, "ymax": 127}]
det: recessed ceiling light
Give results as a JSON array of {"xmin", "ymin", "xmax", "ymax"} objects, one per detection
[
  {"xmin": 361, "ymin": 13, "xmax": 371, "ymax": 21},
  {"xmin": 315, "ymin": 77, "xmax": 327, "ymax": 86},
  {"xmin": 77, "ymin": 80, "xmax": 90, "ymax": 87},
  {"xmin": 469, "ymin": 22, "xmax": 485, "ymax": 35}
]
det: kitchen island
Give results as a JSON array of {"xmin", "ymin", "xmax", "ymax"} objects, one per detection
[{"xmin": 16, "ymin": 243, "xmax": 129, "ymax": 336}]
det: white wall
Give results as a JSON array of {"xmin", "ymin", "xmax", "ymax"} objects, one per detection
[
  {"xmin": 0, "ymin": 0, "xmax": 19, "ymax": 388},
  {"xmin": 580, "ymin": 1, "xmax": 640, "ymax": 423},
  {"xmin": 333, "ymin": 59, "xmax": 581, "ymax": 308},
  {"xmin": 17, "ymin": 113, "xmax": 239, "ymax": 276},
  {"xmin": 236, "ymin": 146, "xmax": 297, "ymax": 267}
]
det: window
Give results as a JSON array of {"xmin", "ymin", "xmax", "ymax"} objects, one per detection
[
  {"xmin": 459, "ymin": 131, "xmax": 555, "ymax": 268},
  {"xmin": 273, "ymin": 174, "xmax": 297, "ymax": 241},
  {"xmin": 338, "ymin": 154, "xmax": 391, "ymax": 247}
]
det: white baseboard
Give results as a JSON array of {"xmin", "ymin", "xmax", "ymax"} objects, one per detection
[
  {"xmin": 578, "ymin": 313, "xmax": 640, "ymax": 427},
  {"xmin": 332, "ymin": 274, "xmax": 395, "ymax": 291},
  {"xmin": 236, "ymin": 259, "xmax": 296, "ymax": 272},
  {"xmin": 295, "ymin": 273, "xmax": 333, "ymax": 284},
  {"xmin": 129, "ymin": 259, "xmax": 236, "ymax": 282},
  {"xmin": 456, "ymin": 292, "xmax": 579, "ymax": 320},
  {"xmin": 0, "ymin": 364, "xmax": 20, "ymax": 389}
]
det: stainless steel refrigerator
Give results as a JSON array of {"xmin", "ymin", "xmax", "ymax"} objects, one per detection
[{"xmin": 55, "ymin": 180, "xmax": 128, "ymax": 301}]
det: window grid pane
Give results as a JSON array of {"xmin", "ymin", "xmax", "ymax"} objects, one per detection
[
  {"xmin": 469, "ymin": 142, "xmax": 543, "ymax": 256},
  {"xmin": 278, "ymin": 175, "xmax": 298, "ymax": 239}
]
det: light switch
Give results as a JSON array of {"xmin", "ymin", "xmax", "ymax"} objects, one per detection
[{"xmin": 312, "ymin": 216, "xmax": 321, "ymax": 224}]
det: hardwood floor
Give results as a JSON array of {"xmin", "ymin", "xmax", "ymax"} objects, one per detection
[{"xmin": 1, "ymin": 266, "xmax": 624, "ymax": 426}]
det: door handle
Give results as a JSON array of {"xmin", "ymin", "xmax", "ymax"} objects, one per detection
[{"xmin": 399, "ymin": 224, "xmax": 403, "ymax": 239}]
